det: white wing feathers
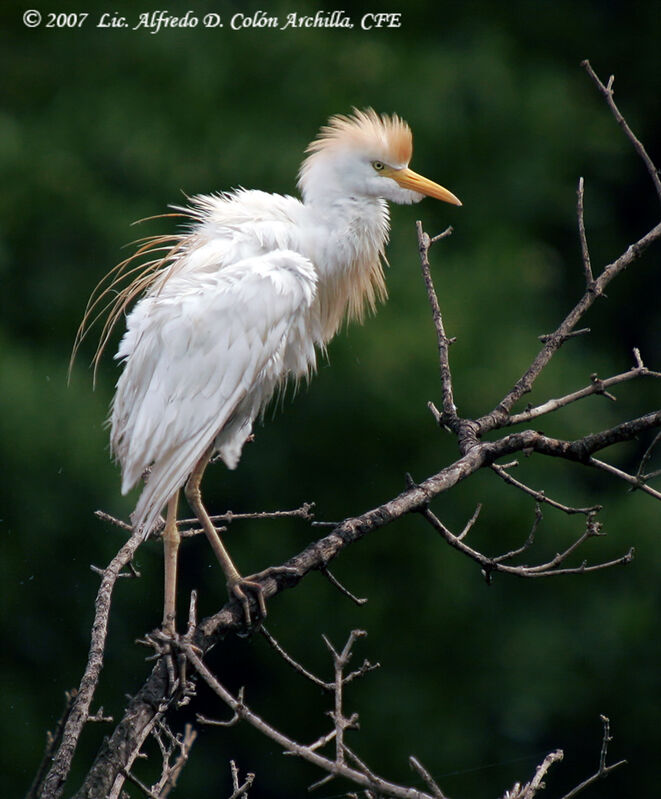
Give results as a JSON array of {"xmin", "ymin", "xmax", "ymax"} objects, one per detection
[{"xmin": 111, "ymin": 249, "xmax": 319, "ymax": 536}]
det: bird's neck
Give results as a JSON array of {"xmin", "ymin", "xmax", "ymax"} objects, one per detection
[{"xmin": 304, "ymin": 195, "xmax": 390, "ymax": 343}]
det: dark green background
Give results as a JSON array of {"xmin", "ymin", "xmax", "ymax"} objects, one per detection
[{"xmin": 2, "ymin": 0, "xmax": 660, "ymax": 796}]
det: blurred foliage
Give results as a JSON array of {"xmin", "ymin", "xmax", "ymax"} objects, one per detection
[{"xmin": 1, "ymin": 0, "xmax": 660, "ymax": 797}]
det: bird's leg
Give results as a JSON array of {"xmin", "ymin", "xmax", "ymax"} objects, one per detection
[
  {"xmin": 185, "ymin": 447, "xmax": 266, "ymax": 625},
  {"xmin": 162, "ymin": 493, "xmax": 180, "ymax": 635}
]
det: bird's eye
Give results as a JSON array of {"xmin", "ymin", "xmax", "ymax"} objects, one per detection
[{"xmin": 372, "ymin": 161, "xmax": 385, "ymax": 172}]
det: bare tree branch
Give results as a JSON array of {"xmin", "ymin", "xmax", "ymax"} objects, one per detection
[
  {"xmin": 416, "ymin": 222, "xmax": 458, "ymax": 427},
  {"xmin": 490, "ymin": 462, "xmax": 602, "ymax": 515},
  {"xmin": 477, "ymin": 217, "xmax": 661, "ymax": 432},
  {"xmin": 559, "ymin": 715, "xmax": 627, "ymax": 799},
  {"xmin": 506, "ymin": 350, "xmax": 660, "ymax": 427},
  {"xmin": 183, "ymin": 639, "xmax": 439, "ymax": 799},
  {"xmin": 227, "ymin": 761, "xmax": 254, "ymax": 799},
  {"xmin": 581, "ymin": 60, "xmax": 661, "ymax": 203},
  {"xmin": 260, "ymin": 626, "xmax": 331, "ymax": 690},
  {"xmin": 577, "ymin": 177, "xmax": 594, "ymax": 286},
  {"xmin": 409, "ymin": 756, "xmax": 450, "ymax": 799},
  {"xmin": 35, "ymin": 526, "xmax": 144, "ymax": 799}
]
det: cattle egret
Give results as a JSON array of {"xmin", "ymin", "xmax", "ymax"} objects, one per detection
[{"xmin": 76, "ymin": 109, "xmax": 461, "ymax": 631}]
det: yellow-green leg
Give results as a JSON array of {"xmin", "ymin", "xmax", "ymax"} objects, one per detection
[
  {"xmin": 187, "ymin": 446, "xmax": 296, "ymax": 624},
  {"xmin": 185, "ymin": 447, "xmax": 299, "ymax": 624},
  {"xmin": 162, "ymin": 493, "xmax": 180, "ymax": 634}
]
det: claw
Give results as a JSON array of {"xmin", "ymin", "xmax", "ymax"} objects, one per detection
[
  {"xmin": 229, "ymin": 576, "xmax": 267, "ymax": 624},
  {"xmin": 228, "ymin": 566, "xmax": 299, "ymax": 625}
]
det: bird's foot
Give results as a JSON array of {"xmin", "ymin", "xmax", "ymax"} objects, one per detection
[
  {"xmin": 228, "ymin": 566, "xmax": 299, "ymax": 626},
  {"xmin": 139, "ymin": 627, "xmax": 199, "ymax": 705}
]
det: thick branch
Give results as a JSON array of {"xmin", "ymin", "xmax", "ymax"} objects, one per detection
[{"xmin": 36, "ymin": 527, "xmax": 144, "ymax": 799}]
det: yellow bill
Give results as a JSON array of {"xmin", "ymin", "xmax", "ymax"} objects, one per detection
[{"xmin": 390, "ymin": 167, "xmax": 462, "ymax": 206}]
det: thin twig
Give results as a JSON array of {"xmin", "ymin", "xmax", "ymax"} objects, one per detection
[
  {"xmin": 506, "ymin": 356, "xmax": 660, "ymax": 426},
  {"xmin": 416, "ymin": 221, "xmax": 458, "ymax": 425},
  {"xmin": 589, "ymin": 457, "xmax": 661, "ymax": 500},
  {"xmin": 151, "ymin": 723, "xmax": 197, "ymax": 798},
  {"xmin": 320, "ymin": 567, "xmax": 368, "ymax": 605},
  {"xmin": 227, "ymin": 760, "xmax": 254, "ymax": 799},
  {"xmin": 122, "ymin": 768, "xmax": 159, "ymax": 798},
  {"xmin": 582, "ymin": 60, "xmax": 661, "ymax": 204},
  {"xmin": 421, "ymin": 506, "xmax": 633, "ymax": 581},
  {"xmin": 323, "ymin": 630, "xmax": 367, "ymax": 767},
  {"xmin": 197, "ymin": 687, "xmax": 245, "ymax": 727},
  {"xmin": 634, "ymin": 429, "xmax": 661, "ymax": 482},
  {"xmin": 227, "ymin": 775, "xmax": 254, "ymax": 799},
  {"xmin": 538, "ymin": 327, "xmax": 591, "ymax": 343},
  {"xmin": 560, "ymin": 715, "xmax": 627, "ymax": 799},
  {"xmin": 95, "ymin": 510, "xmax": 132, "ymax": 531},
  {"xmin": 409, "ymin": 756, "xmax": 449, "ymax": 799},
  {"xmin": 491, "ymin": 462, "xmax": 602, "ymax": 514},
  {"xmin": 260, "ymin": 627, "xmax": 330, "ymax": 690},
  {"xmin": 480, "ymin": 212, "xmax": 661, "ymax": 430},
  {"xmin": 177, "ymin": 503, "xmax": 316, "ymax": 535},
  {"xmin": 491, "ymin": 504, "xmax": 543, "ymax": 564},
  {"xmin": 577, "ymin": 177, "xmax": 594, "ymax": 286}
]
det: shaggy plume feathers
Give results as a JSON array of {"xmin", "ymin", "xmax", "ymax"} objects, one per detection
[{"xmin": 303, "ymin": 108, "xmax": 413, "ymax": 167}]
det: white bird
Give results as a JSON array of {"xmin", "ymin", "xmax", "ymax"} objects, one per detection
[{"xmin": 75, "ymin": 109, "xmax": 461, "ymax": 630}]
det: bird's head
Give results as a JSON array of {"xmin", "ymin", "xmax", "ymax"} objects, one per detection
[{"xmin": 298, "ymin": 108, "xmax": 461, "ymax": 207}]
